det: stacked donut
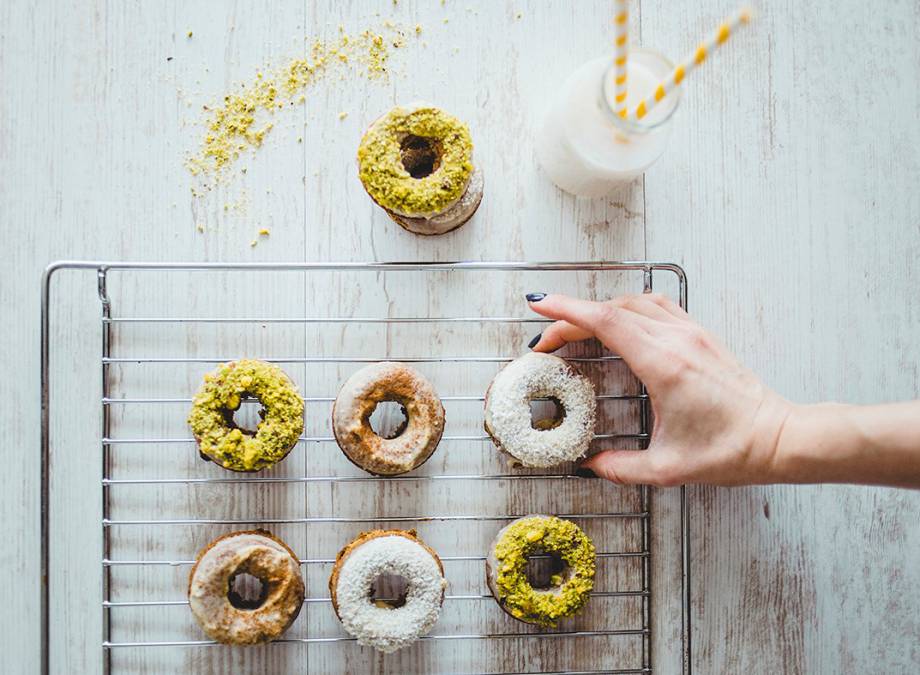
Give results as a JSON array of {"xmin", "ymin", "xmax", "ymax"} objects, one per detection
[{"xmin": 357, "ymin": 103, "xmax": 484, "ymax": 235}]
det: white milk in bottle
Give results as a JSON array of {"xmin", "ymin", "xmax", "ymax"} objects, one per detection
[{"xmin": 536, "ymin": 49, "xmax": 680, "ymax": 197}]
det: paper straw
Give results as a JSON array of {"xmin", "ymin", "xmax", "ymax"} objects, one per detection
[
  {"xmin": 612, "ymin": 0, "xmax": 630, "ymax": 117},
  {"xmin": 631, "ymin": 5, "xmax": 754, "ymax": 120}
]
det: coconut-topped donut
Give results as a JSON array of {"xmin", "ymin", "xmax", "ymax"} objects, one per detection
[
  {"xmin": 188, "ymin": 359, "xmax": 304, "ymax": 472},
  {"xmin": 329, "ymin": 529, "xmax": 447, "ymax": 653},
  {"xmin": 332, "ymin": 362, "xmax": 445, "ymax": 476},
  {"xmin": 486, "ymin": 515, "xmax": 596, "ymax": 627},
  {"xmin": 188, "ymin": 530, "xmax": 304, "ymax": 645},
  {"xmin": 357, "ymin": 103, "xmax": 483, "ymax": 235},
  {"xmin": 484, "ymin": 352, "xmax": 597, "ymax": 468}
]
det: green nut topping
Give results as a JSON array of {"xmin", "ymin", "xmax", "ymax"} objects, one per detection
[
  {"xmin": 188, "ymin": 360, "xmax": 304, "ymax": 472},
  {"xmin": 357, "ymin": 105, "xmax": 474, "ymax": 217},
  {"xmin": 493, "ymin": 516, "xmax": 596, "ymax": 627}
]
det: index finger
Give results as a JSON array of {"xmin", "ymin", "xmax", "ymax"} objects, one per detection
[{"xmin": 526, "ymin": 293, "xmax": 660, "ymax": 376}]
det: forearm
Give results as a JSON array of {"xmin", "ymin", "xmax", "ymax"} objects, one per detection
[{"xmin": 772, "ymin": 401, "xmax": 920, "ymax": 488}]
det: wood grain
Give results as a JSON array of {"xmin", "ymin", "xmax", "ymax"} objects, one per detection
[{"xmin": 2, "ymin": 0, "xmax": 919, "ymax": 673}]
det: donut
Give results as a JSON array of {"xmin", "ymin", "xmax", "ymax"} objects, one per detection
[
  {"xmin": 484, "ymin": 352, "xmax": 597, "ymax": 468},
  {"xmin": 188, "ymin": 359, "xmax": 304, "ymax": 472},
  {"xmin": 188, "ymin": 530, "xmax": 305, "ymax": 645},
  {"xmin": 332, "ymin": 362, "xmax": 445, "ymax": 476},
  {"xmin": 357, "ymin": 102, "xmax": 483, "ymax": 235},
  {"xmin": 328, "ymin": 529, "xmax": 447, "ymax": 653},
  {"xmin": 485, "ymin": 515, "xmax": 596, "ymax": 627}
]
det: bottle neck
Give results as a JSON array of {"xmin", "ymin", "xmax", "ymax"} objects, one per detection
[{"xmin": 598, "ymin": 50, "xmax": 680, "ymax": 137}]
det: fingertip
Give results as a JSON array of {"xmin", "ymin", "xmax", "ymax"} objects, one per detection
[
  {"xmin": 583, "ymin": 449, "xmax": 654, "ymax": 486},
  {"xmin": 580, "ymin": 451, "xmax": 621, "ymax": 485}
]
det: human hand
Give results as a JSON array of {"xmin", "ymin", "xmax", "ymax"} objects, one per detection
[{"xmin": 526, "ymin": 293, "xmax": 794, "ymax": 486}]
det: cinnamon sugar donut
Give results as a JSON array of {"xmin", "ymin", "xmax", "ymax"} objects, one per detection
[
  {"xmin": 188, "ymin": 530, "xmax": 304, "ymax": 645},
  {"xmin": 329, "ymin": 529, "xmax": 446, "ymax": 653},
  {"xmin": 332, "ymin": 362, "xmax": 445, "ymax": 475}
]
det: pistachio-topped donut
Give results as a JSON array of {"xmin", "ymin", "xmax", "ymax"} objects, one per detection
[
  {"xmin": 188, "ymin": 530, "xmax": 304, "ymax": 645},
  {"xmin": 332, "ymin": 362, "xmax": 445, "ymax": 475},
  {"xmin": 357, "ymin": 103, "xmax": 483, "ymax": 235},
  {"xmin": 484, "ymin": 352, "xmax": 597, "ymax": 468},
  {"xmin": 486, "ymin": 515, "xmax": 596, "ymax": 627},
  {"xmin": 188, "ymin": 359, "xmax": 304, "ymax": 472}
]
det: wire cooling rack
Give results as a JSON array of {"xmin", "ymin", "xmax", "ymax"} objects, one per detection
[{"xmin": 41, "ymin": 261, "xmax": 690, "ymax": 675}]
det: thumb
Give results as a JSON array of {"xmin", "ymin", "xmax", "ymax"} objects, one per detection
[{"xmin": 581, "ymin": 449, "xmax": 659, "ymax": 486}]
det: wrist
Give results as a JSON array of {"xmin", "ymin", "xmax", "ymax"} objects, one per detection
[
  {"xmin": 770, "ymin": 402, "xmax": 860, "ymax": 483},
  {"xmin": 746, "ymin": 393, "xmax": 796, "ymax": 484}
]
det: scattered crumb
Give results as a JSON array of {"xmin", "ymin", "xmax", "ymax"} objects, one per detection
[
  {"xmin": 167, "ymin": 56, "xmax": 174, "ymax": 62},
  {"xmin": 187, "ymin": 30, "xmax": 193, "ymax": 38},
  {"xmin": 258, "ymin": 228, "xmax": 270, "ymax": 236},
  {"xmin": 196, "ymin": 223, "xmax": 205, "ymax": 233},
  {"xmin": 415, "ymin": 24, "xmax": 422, "ymax": 35},
  {"xmin": 443, "ymin": 18, "xmax": 449, "ymax": 24},
  {"xmin": 516, "ymin": 12, "xmax": 523, "ymax": 19},
  {"xmin": 338, "ymin": 111, "xmax": 348, "ymax": 120},
  {"xmin": 186, "ymin": 23, "xmax": 412, "ymax": 181},
  {"xmin": 297, "ymin": 136, "xmax": 302, "ymax": 143},
  {"xmin": 249, "ymin": 239, "xmax": 257, "ymax": 247}
]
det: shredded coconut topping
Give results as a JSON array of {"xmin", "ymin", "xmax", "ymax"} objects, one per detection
[
  {"xmin": 484, "ymin": 352, "xmax": 597, "ymax": 467},
  {"xmin": 333, "ymin": 535, "xmax": 447, "ymax": 652}
]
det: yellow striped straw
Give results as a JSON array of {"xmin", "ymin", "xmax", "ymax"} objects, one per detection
[
  {"xmin": 612, "ymin": 0, "xmax": 630, "ymax": 117},
  {"xmin": 631, "ymin": 5, "xmax": 754, "ymax": 121}
]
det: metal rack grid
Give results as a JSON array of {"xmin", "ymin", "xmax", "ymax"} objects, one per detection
[{"xmin": 40, "ymin": 261, "xmax": 690, "ymax": 675}]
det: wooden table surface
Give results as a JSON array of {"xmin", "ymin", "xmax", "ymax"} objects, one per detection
[{"xmin": 3, "ymin": 1, "xmax": 919, "ymax": 673}]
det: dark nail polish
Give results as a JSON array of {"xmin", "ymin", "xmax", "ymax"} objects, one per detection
[
  {"xmin": 527, "ymin": 333, "xmax": 542, "ymax": 349},
  {"xmin": 526, "ymin": 292, "xmax": 547, "ymax": 302},
  {"xmin": 575, "ymin": 467, "xmax": 596, "ymax": 478}
]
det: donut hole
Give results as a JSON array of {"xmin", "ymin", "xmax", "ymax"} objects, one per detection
[
  {"xmin": 400, "ymin": 135, "xmax": 441, "ymax": 178},
  {"xmin": 227, "ymin": 395, "xmax": 265, "ymax": 436},
  {"xmin": 529, "ymin": 396, "xmax": 566, "ymax": 431},
  {"xmin": 369, "ymin": 400, "xmax": 409, "ymax": 439},
  {"xmin": 227, "ymin": 572, "xmax": 268, "ymax": 610},
  {"xmin": 525, "ymin": 551, "xmax": 568, "ymax": 590},
  {"xmin": 369, "ymin": 573, "xmax": 409, "ymax": 609}
]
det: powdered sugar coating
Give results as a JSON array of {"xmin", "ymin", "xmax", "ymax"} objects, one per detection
[
  {"xmin": 332, "ymin": 534, "xmax": 447, "ymax": 653},
  {"xmin": 484, "ymin": 352, "xmax": 597, "ymax": 467}
]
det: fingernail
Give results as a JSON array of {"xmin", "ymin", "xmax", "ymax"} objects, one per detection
[
  {"xmin": 526, "ymin": 292, "xmax": 546, "ymax": 302},
  {"xmin": 575, "ymin": 467, "xmax": 596, "ymax": 478},
  {"xmin": 527, "ymin": 333, "xmax": 542, "ymax": 349}
]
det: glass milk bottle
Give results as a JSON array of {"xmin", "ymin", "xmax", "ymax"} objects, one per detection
[{"xmin": 536, "ymin": 49, "xmax": 680, "ymax": 197}]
